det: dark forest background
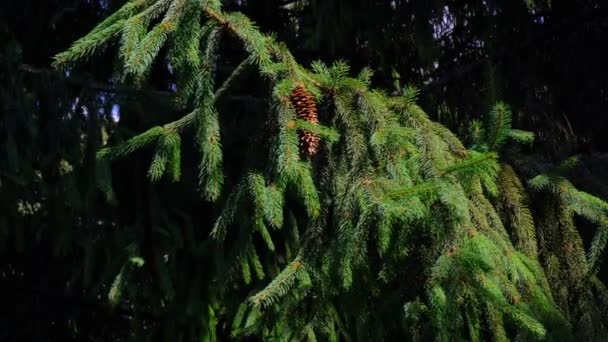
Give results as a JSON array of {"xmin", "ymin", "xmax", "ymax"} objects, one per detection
[{"xmin": 2, "ymin": 0, "xmax": 608, "ymax": 340}]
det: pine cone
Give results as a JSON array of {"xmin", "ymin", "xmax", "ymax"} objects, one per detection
[{"xmin": 290, "ymin": 85, "xmax": 320, "ymax": 156}]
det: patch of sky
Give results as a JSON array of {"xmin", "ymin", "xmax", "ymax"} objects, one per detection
[
  {"xmin": 111, "ymin": 104, "xmax": 120, "ymax": 122},
  {"xmin": 432, "ymin": 6, "xmax": 456, "ymax": 41}
]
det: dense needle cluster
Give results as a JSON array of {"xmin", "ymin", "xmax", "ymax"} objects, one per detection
[{"xmin": 290, "ymin": 84, "xmax": 320, "ymax": 156}]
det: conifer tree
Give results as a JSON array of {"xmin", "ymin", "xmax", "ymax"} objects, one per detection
[{"xmin": 39, "ymin": 0, "xmax": 608, "ymax": 340}]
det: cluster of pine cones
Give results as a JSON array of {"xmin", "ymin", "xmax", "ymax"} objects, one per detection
[{"xmin": 289, "ymin": 85, "xmax": 320, "ymax": 156}]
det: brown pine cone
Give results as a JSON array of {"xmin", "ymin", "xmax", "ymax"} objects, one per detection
[{"xmin": 290, "ymin": 84, "xmax": 320, "ymax": 156}]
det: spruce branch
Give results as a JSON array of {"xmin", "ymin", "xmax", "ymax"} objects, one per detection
[
  {"xmin": 148, "ymin": 130, "xmax": 181, "ymax": 182},
  {"xmin": 52, "ymin": 1, "xmax": 598, "ymax": 339},
  {"xmin": 213, "ymin": 56, "xmax": 253, "ymax": 99},
  {"xmin": 97, "ymin": 126, "xmax": 165, "ymax": 162},
  {"xmin": 529, "ymin": 170, "xmax": 608, "ymax": 274},
  {"xmin": 508, "ymin": 129, "xmax": 535, "ymax": 145},
  {"xmin": 108, "ymin": 265, "xmax": 126, "ymax": 307},
  {"xmin": 195, "ymin": 28, "xmax": 223, "ymax": 201},
  {"xmin": 95, "ymin": 56, "xmax": 250, "ymax": 163},
  {"xmin": 487, "ymin": 102, "xmax": 511, "ymax": 151},
  {"xmin": 52, "ymin": 0, "xmax": 149, "ymax": 69},
  {"xmin": 439, "ymin": 152, "xmax": 499, "ymax": 178},
  {"xmin": 249, "ymin": 258, "xmax": 307, "ymax": 309}
]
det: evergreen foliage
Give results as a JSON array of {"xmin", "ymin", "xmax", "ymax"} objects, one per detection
[{"xmin": 3, "ymin": 0, "xmax": 608, "ymax": 340}]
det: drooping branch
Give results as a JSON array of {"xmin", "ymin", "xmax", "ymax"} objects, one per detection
[{"xmin": 96, "ymin": 56, "xmax": 253, "ymax": 160}]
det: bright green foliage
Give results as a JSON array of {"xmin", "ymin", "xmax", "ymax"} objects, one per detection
[
  {"xmin": 148, "ymin": 130, "xmax": 181, "ymax": 182},
  {"xmin": 52, "ymin": 0, "xmax": 608, "ymax": 340},
  {"xmin": 52, "ymin": 0, "xmax": 149, "ymax": 68},
  {"xmin": 249, "ymin": 258, "xmax": 309, "ymax": 309},
  {"xmin": 496, "ymin": 164, "xmax": 538, "ymax": 257},
  {"xmin": 97, "ymin": 125, "xmax": 165, "ymax": 161},
  {"xmin": 469, "ymin": 102, "xmax": 535, "ymax": 153}
]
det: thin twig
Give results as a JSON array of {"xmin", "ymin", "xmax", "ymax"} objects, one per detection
[{"xmin": 17, "ymin": 63, "xmax": 260, "ymax": 105}]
